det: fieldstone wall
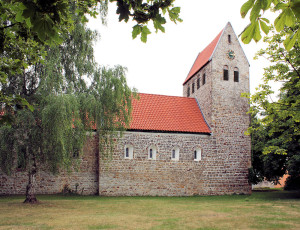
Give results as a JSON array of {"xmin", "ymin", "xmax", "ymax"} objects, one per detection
[
  {"xmin": 0, "ymin": 135, "xmax": 99, "ymax": 195},
  {"xmin": 182, "ymin": 23, "xmax": 251, "ymax": 195},
  {"xmin": 209, "ymin": 23, "xmax": 251, "ymax": 194},
  {"xmin": 99, "ymin": 131, "xmax": 250, "ymax": 196}
]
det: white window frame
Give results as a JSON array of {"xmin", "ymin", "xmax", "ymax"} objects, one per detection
[
  {"xmin": 194, "ymin": 148, "xmax": 202, "ymax": 161},
  {"xmin": 124, "ymin": 145, "xmax": 133, "ymax": 159},
  {"xmin": 148, "ymin": 145, "xmax": 157, "ymax": 160},
  {"xmin": 171, "ymin": 147, "xmax": 179, "ymax": 161}
]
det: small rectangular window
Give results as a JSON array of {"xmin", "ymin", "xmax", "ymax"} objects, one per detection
[
  {"xmin": 223, "ymin": 69, "xmax": 229, "ymax": 81},
  {"xmin": 172, "ymin": 150, "xmax": 175, "ymax": 159},
  {"xmin": 194, "ymin": 148, "xmax": 201, "ymax": 161},
  {"xmin": 125, "ymin": 147, "xmax": 129, "ymax": 158},
  {"xmin": 228, "ymin": 35, "xmax": 231, "ymax": 43},
  {"xmin": 197, "ymin": 78, "xmax": 200, "ymax": 89},
  {"xmin": 187, "ymin": 86, "xmax": 190, "ymax": 97},
  {"xmin": 192, "ymin": 83, "xmax": 195, "ymax": 93},
  {"xmin": 202, "ymin": 74, "xmax": 206, "ymax": 85},
  {"xmin": 234, "ymin": 71, "xmax": 239, "ymax": 82},
  {"xmin": 149, "ymin": 149, "xmax": 153, "ymax": 159}
]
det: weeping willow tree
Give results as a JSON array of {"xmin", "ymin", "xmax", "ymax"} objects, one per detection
[{"xmin": 0, "ymin": 6, "xmax": 135, "ymax": 203}]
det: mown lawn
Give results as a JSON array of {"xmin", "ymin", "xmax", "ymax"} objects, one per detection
[{"xmin": 0, "ymin": 189, "xmax": 299, "ymax": 230}]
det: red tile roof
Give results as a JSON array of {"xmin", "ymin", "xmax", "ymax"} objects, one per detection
[
  {"xmin": 183, "ymin": 29, "xmax": 223, "ymax": 85},
  {"xmin": 129, "ymin": 93, "xmax": 211, "ymax": 134}
]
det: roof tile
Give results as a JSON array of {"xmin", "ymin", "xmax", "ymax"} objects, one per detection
[
  {"xmin": 183, "ymin": 29, "xmax": 223, "ymax": 85},
  {"xmin": 129, "ymin": 93, "xmax": 211, "ymax": 134}
]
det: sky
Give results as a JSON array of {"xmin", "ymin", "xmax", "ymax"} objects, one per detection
[{"xmin": 88, "ymin": 0, "xmax": 271, "ymax": 97}]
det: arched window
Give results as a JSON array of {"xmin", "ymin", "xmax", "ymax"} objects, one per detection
[
  {"xmin": 187, "ymin": 86, "xmax": 190, "ymax": 97},
  {"xmin": 124, "ymin": 145, "xmax": 133, "ymax": 159},
  {"xmin": 197, "ymin": 78, "xmax": 200, "ymax": 89},
  {"xmin": 192, "ymin": 82, "xmax": 195, "ymax": 93},
  {"xmin": 194, "ymin": 148, "xmax": 202, "ymax": 161},
  {"xmin": 223, "ymin": 65, "xmax": 229, "ymax": 81},
  {"xmin": 148, "ymin": 145, "xmax": 157, "ymax": 160},
  {"xmin": 202, "ymin": 73, "xmax": 206, "ymax": 85},
  {"xmin": 234, "ymin": 67, "xmax": 239, "ymax": 82},
  {"xmin": 171, "ymin": 147, "xmax": 179, "ymax": 161}
]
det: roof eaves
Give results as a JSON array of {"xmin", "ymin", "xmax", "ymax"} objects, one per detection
[{"xmin": 127, "ymin": 129, "xmax": 211, "ymax": 135}]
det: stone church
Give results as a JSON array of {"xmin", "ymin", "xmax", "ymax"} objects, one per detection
[{"xmin": 0, "ymin": 22, "xmax": 251, "ymax": 196}]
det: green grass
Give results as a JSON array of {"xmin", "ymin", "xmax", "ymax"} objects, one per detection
[{"xmin": 0, "ymin": 190, "xmax": 299, "ymax": 229}]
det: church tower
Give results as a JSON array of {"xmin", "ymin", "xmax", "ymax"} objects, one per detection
[{"xmin": 183, "ymin": 22, "xmax": 251, "ymax": 194}]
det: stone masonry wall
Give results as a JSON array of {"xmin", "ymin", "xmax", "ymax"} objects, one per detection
[
  {"xmin": 209, "ymin": 23, "xmax": 251, "ymax": 194},
  {"xmin": 0, "ymin": 134, "xmax": 99, "ymax": 195},
  {"xmin": 182, "ymin": 23, "xmax": 251, "ymax": 195},
  {"xmin": 99, "ymin": 131, "xmax": 249, "ymax": 196},
  {"xmin": 183, "ymin": 62, "xmax": 213, "ymax": 126}
]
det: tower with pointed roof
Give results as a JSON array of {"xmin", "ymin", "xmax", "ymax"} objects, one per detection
[{"xmin": 183, "ymin": 22, "xmax": 251, "ymax": 194}]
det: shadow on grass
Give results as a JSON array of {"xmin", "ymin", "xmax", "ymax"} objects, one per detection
[
  {"xmin": 1, "ymin": 189, "xmax": 299, "ymax": 202},
  {"xmin": 251, "ymin": 189, "xmax": 300, "ymax": 200}
]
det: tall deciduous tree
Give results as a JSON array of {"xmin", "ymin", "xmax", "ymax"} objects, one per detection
[
  {"xmin": 0, "ymin": 7, "xmax": 135, "ymax": 203},
  {"xmin": 247, "ymin": 25, "xmax": 300, "ymax": 188},
  {"xmin": 1, "ymin": 0, "xmax": 181, "ymax": 123}
]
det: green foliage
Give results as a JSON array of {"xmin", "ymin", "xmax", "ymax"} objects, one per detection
[
  {"xmin": 113, "ymin": 0, "xmax": 182, "ymax": 43},
  {"xmin": 1, "ymin": 0, "xmax": 180, "ymax": 124},
  {"xmin": 284, "ymin": 175, "xmax": 300, "ymax": 190},
  {"xmin": 0, "ymin": 8, "xmax": 135, "ymax": 201},
  {"xmin": 240, "ymin": 0, "xmax": 299, "ymax": 50},
  {"xmin": 247, "ymin": 25, "xmax": 300, "ymax": 185}
]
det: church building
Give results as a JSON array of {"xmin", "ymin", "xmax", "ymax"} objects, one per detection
[{"xmin": 0, "ymin": 22, "xmax": 251, "ymax": 196}]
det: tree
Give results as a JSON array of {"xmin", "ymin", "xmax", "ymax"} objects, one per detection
[
  {"xmin": 1, "ymin": 0, "xmax": 182, "ymax": 124},
  {"xmin": 0, "ymin": 7, "xmax": 135, "ymax": 203},
  {"xmin": 240, "ymin": 0, "xmax": 299, "ymax": 50},
  {"xmin": 247, "ymin": 25, "xmax": 300, "ymax": 188}
]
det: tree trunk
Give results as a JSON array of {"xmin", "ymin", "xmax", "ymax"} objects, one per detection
[{"xmin": 24, "ymin": 156, "xmax": 38, "ymax": 204}]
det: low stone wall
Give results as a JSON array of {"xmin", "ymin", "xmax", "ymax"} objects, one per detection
[{"xmin": 0, "ymin": 135, "xmax": 99, "ymax": 195}]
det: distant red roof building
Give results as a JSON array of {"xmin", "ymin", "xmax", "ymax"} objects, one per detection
[
  {"xmin": 129, "ymin": 93, "xmax": 211, "ymax": 134},
  {"xmin": 183, "ymin": 29, "xmax": 223, "ymax": 85}
]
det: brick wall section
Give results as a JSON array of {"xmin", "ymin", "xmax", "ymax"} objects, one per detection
[{"xmin": 0, "ymin": 135, "xmax": 99, "ymax": 195}]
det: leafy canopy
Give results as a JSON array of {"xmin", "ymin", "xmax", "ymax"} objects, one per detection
[
  {"xmin": 240, "ymin": 0, "xmax": 299, "ymax": 50},
  {"xmin": 246, "ymin": 25, "xmax": 300, "ymax": 185},
  {"xmin": 0, "ymin": 0, "xmax": 181, "ymax": 124}
]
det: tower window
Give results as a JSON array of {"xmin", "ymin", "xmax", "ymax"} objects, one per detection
[
  {"xmin": 228, "ymin": 34, "xmax": 231, "ymax": 43},
  {"xmin": 197, "ymin": 78, "xmax": 200, "ymax": 89},
  {"xmin": 223, "ymin": 66, "xmax": 229, "ymax": 81},
  {"xmin": 187, "ymin": 86, "xmax": 190, "ymax": 97},
  {"xmin": 202, "ymin": 74, "xmax": 206, "ymax": 85},
  {"xmin": 234, "ymin": 67, "xmax": 239, "ymax": 82},
  {"xmin": 192, "ymin": 82, "xmax": 195, "ymax": 93}
]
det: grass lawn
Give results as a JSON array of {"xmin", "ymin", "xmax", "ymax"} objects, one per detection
[{"xmin": 0, "ymin": 189, "xmax": 299, "ymax": 230}]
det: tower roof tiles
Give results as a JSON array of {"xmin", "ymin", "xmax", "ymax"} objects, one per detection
[{"xmin": 183, "ymin": 29, "xmax": 223, "ymax": 85}]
